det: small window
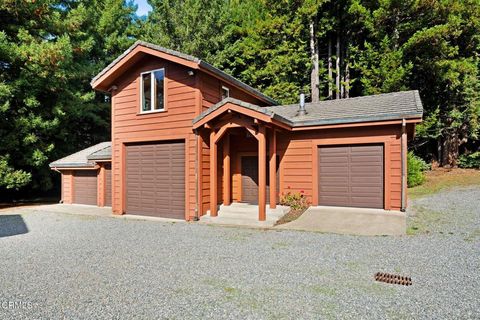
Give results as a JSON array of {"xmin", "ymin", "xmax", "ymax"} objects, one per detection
[
  {"xmin": 141, "ymin": 68, "xmax": 165, "ymax": 113},
  {"xmin": 221, "ymin": 86, "xmax": 230, "ymax": 100}
]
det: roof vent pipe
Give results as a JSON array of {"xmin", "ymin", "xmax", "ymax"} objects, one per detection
[{"xmin": 297, "ymin": 93, "xmax": 307, "ymax": 116}]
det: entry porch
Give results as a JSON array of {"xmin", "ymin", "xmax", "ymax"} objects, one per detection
[{"xmin": 194, "ymin": 102, "xmax": 289, "ymax": 221}]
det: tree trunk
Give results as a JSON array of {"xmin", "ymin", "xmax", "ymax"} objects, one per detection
[
  {"xmin": 344, "ymin": 47, "xmax": 350, "ymax": 98},
  {"xmin": 328, "ymin": 37, "xmax": 332, "ymax": 99},
  {"xmin": 441, "ymin": 129, "xmax": 460, "ymax": 167},
  {"xmin": 310, "ymin": 20, "xmax": 319, "ymax": 103},
  {"xmin": 340, "ymin": 37, "xmax": 345, "ymax": 98},
  {"xmin": 336, "ymin": 33, "xmax": 340, "ymax": 99}
]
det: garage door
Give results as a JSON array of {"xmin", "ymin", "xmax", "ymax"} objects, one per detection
[
  {"xmin": 318, "ymin": 144, "xmax": 384, "ymax": 209},
  {"xmin": 105, "ymin": 164, "xmax": 112, "ymax": 207},
  {"xmin": 73, "ymin": 170, "xmax": 98, "ymax": 205},
  {"xmin": 126, "ymin": 141, "xmax": 185, "ymax": 219}
]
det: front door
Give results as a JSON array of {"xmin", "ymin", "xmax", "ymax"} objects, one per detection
[
  {"xmin": 241, "ymin": 156, "xmax": 278, "ymax": 204},
  {"xmin": 241, "ymin": 156, "xmax": 259, "ymax": 204}
]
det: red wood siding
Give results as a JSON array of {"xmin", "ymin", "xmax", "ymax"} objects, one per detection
[
  {"xmin": 278, "ymin": 125, "xmax": 403, "ymax": 210},
  {"xmin": 61, "ymin": 170, "xmax": 74, "ymax": 204},
  {"xmin": 197, "ymin": 73, "xmax": 266, "ymax": 215},
  {"xmin": 111, "ymin": 56, "xmax": 197, "ymax": 218}
]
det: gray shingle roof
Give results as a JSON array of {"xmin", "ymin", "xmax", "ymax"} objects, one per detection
[
  {"xmin": 192, "ymin": 97, "xmax": 293, "ymax": 126},
  {"xmin": 87, "ymin": 145, "xmax": 112, "ymax": 160},
  {"xmin": 193, "ymin": 90, "xmax": 423, "ymax": 127},
  {"xmin": 91, "ymin": 40, "xmax": 277, "ymax": 105},
  {"xmin": 49, "ymin": 142, "xmax": 111, "ymax": 169}
]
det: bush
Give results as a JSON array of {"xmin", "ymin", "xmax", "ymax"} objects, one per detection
[
  {"xmin": 407, "ymin": 151, "xmax": 429, "ymax": 187},
  {"xmin": 279, "ymin": 189, "xmax": 310, "ymax": 210},
  {"xmin": 458, "ymin": 152, "xmax": 480, "ymax": 168}
]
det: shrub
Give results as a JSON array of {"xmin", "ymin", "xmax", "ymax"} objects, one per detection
[
  {"xmin": 279, "ymin": 189, "xmax": 310, "ymax": 210},
  {"xmin": 458, "ymin": 152, "xmax": 480, "ymax": 168},
  {"xmin": 407, "ymin": 151, "xmax": 429, "ymax": 187}
]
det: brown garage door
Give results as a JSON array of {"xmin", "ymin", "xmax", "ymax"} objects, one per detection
[
  {"xmin": 126, "ymin": 141, "xmax": 185, "ymax": 219},
  {"xmin": 105, "ymin": 164, "xmax": 112, "ymax": 207},
  {"xmin": 318, "ymin": 144, "xmax": 384, "ymax": 209},
  {"xmin": 73, "ymin": 170, "xmax": 98, "ymax": 205}
]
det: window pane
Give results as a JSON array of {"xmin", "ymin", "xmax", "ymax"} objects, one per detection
[
  {"xmin": 142, "ymin": 73, "xmax": 151, "ymax": 111},
  {"xmin": 153, "ymin": 69, "xmax": 164, "ymax": 110}
]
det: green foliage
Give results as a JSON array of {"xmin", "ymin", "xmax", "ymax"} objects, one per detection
[
  {"xmin": 142, "ymin": 0, "xmax": 227, "ymax": 62},
  {"xmin": 458, "ymin": 152, "xmax": 480, "ymax": 169},
  {"xmin": 407, "ymin": 151, "xmax": 429, "ymax": 188},
  {"xmin": 0, "ymin": 156, "xmax": 31, "ymax": 190},
  {"xmin": 0, "ymin": 0, "xmax": 138, "ymax": 195},
  {"xmin": 279, "ymin": 189, "xmax": 310, "ymax": 210}
]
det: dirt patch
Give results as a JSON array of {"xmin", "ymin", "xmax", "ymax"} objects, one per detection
[
  {"xmin": 275, "ymin": 208, "xmax": 307, "ymax": 225},
  {"xmin": 409, "ymin": 168, "xmax": 480, "ymax": 199}
]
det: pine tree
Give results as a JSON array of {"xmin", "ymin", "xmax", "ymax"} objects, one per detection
[{"xmin": 0, "ymin": 0, "xmax": 137, "ymax": 196}]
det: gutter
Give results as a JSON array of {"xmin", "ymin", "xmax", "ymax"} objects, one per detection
[{"xmin": 401, "ymin": 118, "xmax": 407, "ymax": 212}]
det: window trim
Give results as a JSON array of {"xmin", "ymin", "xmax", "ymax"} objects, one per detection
[
  {"xmin": 139, "ymin": 68, "xmax": 166, "ymax": 114},
  {"xmin": 221, "ymin": 85, "xmax": 230, "ymax": 100}
]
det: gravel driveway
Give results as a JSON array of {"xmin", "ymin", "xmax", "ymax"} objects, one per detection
[{"xmin": 1, "ymin": 187, "xmax": 479, "ymax": 319}]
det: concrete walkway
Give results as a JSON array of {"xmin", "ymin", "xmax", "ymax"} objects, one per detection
[
  {"xmin": 276, "ymin": 206, "xmax": 406, "ymax": 236},
  {"xmin": 9, "ymin": 204, "xmax": 185, "ymax": 223}
]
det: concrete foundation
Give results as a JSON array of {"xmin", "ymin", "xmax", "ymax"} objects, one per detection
[{"xmin": 276, "ymin": 206, "xmax": 406, "ymax": 236}]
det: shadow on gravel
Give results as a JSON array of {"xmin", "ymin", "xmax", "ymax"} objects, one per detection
[{"xmin": 0, "ymin": 215, "xmax": 28, "ymax": 238}]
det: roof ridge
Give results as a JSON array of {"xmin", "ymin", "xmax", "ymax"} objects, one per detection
[
  {"xmin": 268, "ymin": 90, "xmax": 420, "ymax": 109},
  {"xmin": 91, "ymin": 40, "xmax": 277, "ymax": 105}
]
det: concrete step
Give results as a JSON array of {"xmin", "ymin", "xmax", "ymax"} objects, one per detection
[
  {"xmin": 218, "ymin": 204, "xmax": 290, "ymax": 215},
  {"xmin": 205, "ymin": 211, "xmax": 287, "ymax": 221},
  {"xmin": 199, "ymin": 216, "xmax": 279, "ymax": 227}
]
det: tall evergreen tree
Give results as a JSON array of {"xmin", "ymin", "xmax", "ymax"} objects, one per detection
[{"xmin": 0, "ymin": 0, "xmax": 137, "ymax": 196}]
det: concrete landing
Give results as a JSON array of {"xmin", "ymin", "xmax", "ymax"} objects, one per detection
[
  {"xmin": 199, "ymin": 203, "xmax": 290, "ymax": 228},
  {"xmin": 276, "ymin": 206, "xmax": 406, "ymax": 236},
  {"xmin": 19, "ymin": 204, "xmax": 113, "ymax": 217}
]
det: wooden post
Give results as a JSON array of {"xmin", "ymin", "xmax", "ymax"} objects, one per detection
[
  {"xmin": 269, "ymin": 130, "xmax": 277, "ymax": 209},
  {"xmin": 98, "ymin": 164, "xmax": 106, "ymax": 207},
  {"xmin": 210, "ymin": 130, "xmax": 218, "ymax": 216},
  {"xmin": 258, "ymin": 125, "xmax": 267, "ymax": 221},
  {"xmin": 223, "ymin": 133, "xmax": 231, "ymax": 205},
  {"xmin": 401, "ymin": 119, "xmax": 407, "ymax": 211}
]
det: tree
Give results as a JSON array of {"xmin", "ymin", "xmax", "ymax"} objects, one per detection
[
  {"xmin": 0, "ymin": 0, "xmax": 137, "ymax": 196},
  {"xmin": 141, "ymin": 0, "xmax": 227, "ymax": 62},
  {"xmin": 347, "ymin": 0, "xmax": 480, "ymax": 166}
]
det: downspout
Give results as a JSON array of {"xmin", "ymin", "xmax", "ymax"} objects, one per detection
[{"xmin": 400, "ymin": 118, "xmax": 407, "ymax": 212}]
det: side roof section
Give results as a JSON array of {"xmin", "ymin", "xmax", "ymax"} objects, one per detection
[
  {"xmin": 193, "ymin": 90, "xmax": 423, "ymax": 129},
  {"xmin": 49, "ymin": 142, "xmax": 111, "ymax": 169}
]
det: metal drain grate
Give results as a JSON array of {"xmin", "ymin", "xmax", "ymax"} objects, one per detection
[{"xmin": 374, "ymin": 272, "xmax": 412, "ymax": 286}]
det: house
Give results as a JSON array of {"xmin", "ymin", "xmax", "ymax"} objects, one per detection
[{"xmin": 50, "ymin": 40, "xmax": 423, "ymax": 221}]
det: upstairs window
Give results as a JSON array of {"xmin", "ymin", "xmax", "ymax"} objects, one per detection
[
  {"xmin": 141, "ymin": 68, "xmax": 165, "ymax": 113},
  {"xmin": 221, "ymin": 86, "xmax": 230, "ymax": 100}
]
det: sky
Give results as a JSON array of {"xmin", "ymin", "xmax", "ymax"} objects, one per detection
[{"xmin": 133, "ymin": 0, "xmax": 152, "ymax": 16}]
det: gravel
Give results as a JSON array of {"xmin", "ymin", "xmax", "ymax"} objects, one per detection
[{"xmin": 1, "ymin": 186, "xmax": 479, "ymax": 319}]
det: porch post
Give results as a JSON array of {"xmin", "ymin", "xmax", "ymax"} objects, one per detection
[
  {"xmin": 258, "ymin": 125, "xmax": 267, "ymax": 221},
  {"xmin": 269, "ymin": 129, "xmax": 277, "ymax": 209},
  {"xmin": 223, "ymin": 133, "xmax": 231, "ymax": 205},
  {"xmin": 210, "ymin": 130, "xmax": 218, "ymax": 216}
]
